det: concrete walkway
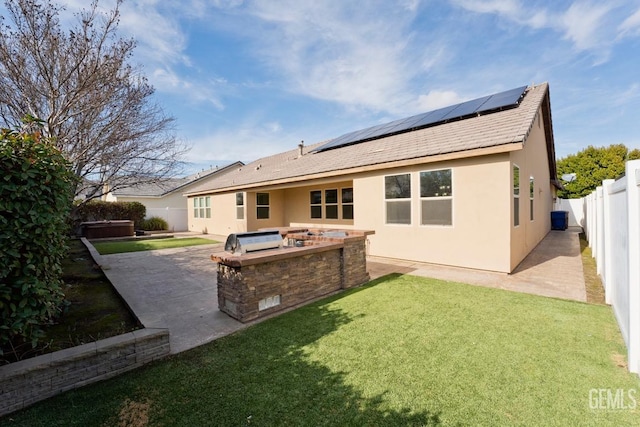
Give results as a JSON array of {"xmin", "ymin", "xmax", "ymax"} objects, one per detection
[
  {"xmin": 86, "ymin": 236, "xmax": 247, "ymax": 354},
  {"xmin": 86, "ymin": 227, "xmax": 586, "ymax": 355},
  {"xmin": 368, "ymin": 228, "xmax": 587, "ymax": 302}
]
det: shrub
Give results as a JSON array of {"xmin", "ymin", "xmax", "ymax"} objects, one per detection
[
  {"xmin": 140, "ymin": 216, "xmax": 169, "ymax": 231},
  {"xmin": 73, "ymin": 200, "xmax": 146, "ymax": 230},
  {"xmin": 0, "ymin": 124, "xmax": 75, "ymax": 350}
]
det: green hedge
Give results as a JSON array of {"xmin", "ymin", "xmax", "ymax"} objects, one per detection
[
  {"xmin": 73, "ymin": 200, "xmax": 146, "ymax": 230},
  {"xmin": 0, "ymin": 126, "xmax": 75, "ymax": 350},
  {"xmin": 140, "ymin": 216, "xmax": 169, "ymax": 231}
]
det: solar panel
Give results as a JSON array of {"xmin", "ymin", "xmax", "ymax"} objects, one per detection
[
  {"xmin": 441, "ymin": 95, "xmax": 492, "ymax": 121},
  {"xmin": 477, "ymin": 85, "xmax": 527, "ymax": 113},
  {"xmin": 314, "ymin": 85, "xmax": 528, "ymax": 153},
  {"xmin": 409, "ymin": 105, "xmax": 458, "ymax": 129}
]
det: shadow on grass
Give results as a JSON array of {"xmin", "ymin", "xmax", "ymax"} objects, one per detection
[{"xmin": 2, "ymin": 275, "xmax": 441, "ymax": 426}]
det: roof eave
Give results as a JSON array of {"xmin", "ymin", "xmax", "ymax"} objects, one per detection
[{"xmin": 185, "ymin": 142, "xmax": 524, "ymax": 197}]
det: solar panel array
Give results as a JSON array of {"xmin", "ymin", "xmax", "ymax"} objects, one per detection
[{"xmin": 314, "ymin": 85, "xmax": 528, "ymax": 153}]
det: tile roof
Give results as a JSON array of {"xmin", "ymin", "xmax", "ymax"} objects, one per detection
[
  {"xmin": 114, "ymin": 161, "xmax": 243, "ymax": 197},
  {"xmin": 187, "ymin": 83, "xmax": 550, "ymax": 195}
]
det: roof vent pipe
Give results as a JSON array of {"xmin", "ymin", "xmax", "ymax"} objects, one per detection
[{"xmin": 298, "ymin": 140, "xmax": 304, "ymax": 158}]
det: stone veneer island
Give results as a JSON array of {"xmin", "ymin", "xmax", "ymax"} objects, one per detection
[{"xmin": 211, "ymin": 228, "xmax": 374, "ymax": 323}]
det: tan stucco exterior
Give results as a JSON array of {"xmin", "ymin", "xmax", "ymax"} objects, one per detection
[
  {"xmin": 353, "ymin": 155, "xmax": 513, "ymax": 272},
  {"xmin": 187, "ymin": 119, "xmax": 553, "ymax": 273},
  {"xmin": 508, "ymin": 107, "xmax": 555, "ymax": 271},
  {"xmin": 185, "ymin": 84, "xmax": 558, "ymax": 273}
]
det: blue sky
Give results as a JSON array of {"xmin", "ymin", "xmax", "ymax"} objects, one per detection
[{"xmin": 11, "ymin": 1, "xmax": 640, "ymax": 174}]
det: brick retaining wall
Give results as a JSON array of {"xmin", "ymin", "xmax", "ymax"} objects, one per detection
[{"xmin": 0, "ymin": 328, "xmax": 169, "ymax": 417}]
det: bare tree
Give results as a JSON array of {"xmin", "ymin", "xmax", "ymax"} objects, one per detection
[{"xmin": 0, "ymin": 0, "xmax": 188, "ymax": 201}]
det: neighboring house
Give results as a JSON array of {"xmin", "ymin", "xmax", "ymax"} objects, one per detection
[
  {"xmin": 109, "ymin": 162, "xmax": 243, "ymax": 231},
  {"xmin": 185, "ymin": 82, "xmax": 561, "ymax": 273}
]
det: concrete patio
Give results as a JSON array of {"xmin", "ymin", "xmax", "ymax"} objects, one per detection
[
  {"xmin": 368, "ymin": 227, "xmax": 587, "ymax": 302},
  {"xmin": 87, "ymin": 227, "xmax": 587, "ymax": 354}
]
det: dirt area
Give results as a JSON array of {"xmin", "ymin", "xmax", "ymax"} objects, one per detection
[{"xmin": 0, "ymin": 239, "xmax": 140, "ymax": 365}]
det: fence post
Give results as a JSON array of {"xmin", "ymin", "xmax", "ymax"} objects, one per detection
[
  {"xmin": 595, "ymin": 186, "xmax": 604, "ymax": 271},
  {"xmin": 587, "ymin": 192, "xmax": 596, "ymax": 249},
  {"xmin": 602, "ymin": 180, "xmax": 615, "ymax": 302},
  {"xmin": 626, "ymin": 160, "xmax": 640, "ymax": 374}
]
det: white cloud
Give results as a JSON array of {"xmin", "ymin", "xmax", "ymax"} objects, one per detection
[
  {"xmin": 450, "ymin": 0, "xmax": 621, "ymax": 58},
  {"xmin": 560, "ymin": 2, "xmax": 612, "ymax": 51},
  {"xmin": 450, "ymin": 0, "xmax": 548, "ymax": 28},
  {"xmin": 111, "ymin": 1, "xmax": 192, "ymax": 69},
  {"xmin": 416, "ymin": 90, "xmax": 464, "ymax": 111},
  {"xmin": 184, "ymin": 120, "xmax": 292, "ymax": 162},
  {"xmin": 62, "ymin": 1, "xmax": 233, "ymax": 110},
  {"xmin": 151, "ymin": 69, "xmax": 226, "ymax": 110},
  {"xmin": 618, "ymin": 8, "xmax": 640, "ymax": 37},
  {"xmin": 232, "ymin": 0, "xmax": 428, "ymax": 113}
]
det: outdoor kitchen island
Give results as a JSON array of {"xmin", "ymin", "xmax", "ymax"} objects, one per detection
[{"xmin": 211, "ymin": 228, "xmax": 374, "ymax": 323}]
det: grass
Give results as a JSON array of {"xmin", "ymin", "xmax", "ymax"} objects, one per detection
[
  {"xmin": 579, "ymin": 233, "xmax": 606, "ymax": 304},
  {"xmin": 2, "ymin": 274, "xmax": 638, "ymax": 426},
  {"xmin": 1, "ymin": 239, "xmax": 140, "ymax": 364},
  {"xmin": 92, "ymin": 237, "xmax": 218, "ymax": 255}
]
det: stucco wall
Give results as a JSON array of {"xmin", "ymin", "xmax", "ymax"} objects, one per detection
[
  {"xmin": 354, "ymin": 155, "xmax": 513, "ymax": 272},
  {"xmin": 246, "ymin": 189, "xmax": 286, "ymax": 231},
  {"xmin": 183, "ymin": 126, "xmax": 554, "ymax": 273},
  {"xmin": 284, "ymin": 181, "xmax": 355, "ymax": 228},
  {"xmin": 188, "ymin": 192, "xmax": 246, "ymax": 235},
  {"xmin": 509, "ymin": 107, "xmax": 553, "ymax": 271}
]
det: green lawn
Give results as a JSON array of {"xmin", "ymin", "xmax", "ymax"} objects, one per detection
[
  {"xmin": 92, "ymin": 237, "xmax": 218, "ymax": 255},
  {"xmin": 2, "ymin": 275, "xmax": 638, "ymax": 426}
]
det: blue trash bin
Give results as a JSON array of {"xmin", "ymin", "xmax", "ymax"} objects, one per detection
[{"xmin": 551, "ymin": 211, "xmax": 568, "ymax": 230}]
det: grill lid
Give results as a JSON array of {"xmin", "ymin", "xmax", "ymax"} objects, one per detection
[{"xmin": 224, "ymin": 230, "xmax": 283, "ymax": 254}]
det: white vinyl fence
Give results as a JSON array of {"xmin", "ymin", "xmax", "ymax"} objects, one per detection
[
  {"xmin": 146, "ymin": 207, "xmax": 188, "ymax": 232},
  {"xmin": 581, "ymin": 159, "xmax": 640, "ymax": 375}
]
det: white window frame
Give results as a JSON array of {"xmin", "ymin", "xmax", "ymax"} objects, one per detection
[
  {"xmin": 384, "ymin": 173, "xmax": 412, "ymax": 225},
  {"xmin": 529, "ymin": 176, "xmax": 534, "ymax": 221},
  {"xmin": 193, "ymin": 196, "xmax": 211, "ymax": 218},
  {"xmin": 419, "ymin": 168, "xmax": 453, "ymax": 227},
  {"xmin": 513, "ymin": 165, "xmax": 520, "ymax": 227},
  {"xmin": 236, "ymin": 192, "xmax": 244, "ymax": 220}
]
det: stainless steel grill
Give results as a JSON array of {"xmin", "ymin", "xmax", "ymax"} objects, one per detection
[{"xmin": 224, "ymin": 230, "xmax": 283, "ymax": 254}]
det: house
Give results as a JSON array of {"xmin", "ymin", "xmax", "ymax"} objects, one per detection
[
  {"xmin": 109, "ymin": 161, "xmax": 243, "ymax": 231},
  {"xmin": 185, "ymin": 82, "xmax": 560, "ymax": 273}
]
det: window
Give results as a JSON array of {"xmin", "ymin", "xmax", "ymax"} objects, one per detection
[
  {"xmin": 309, "ymin": 187, "xmax": 354, "ymax": 220},
  {"xmin": 385, "ymin": 174, "xmax": 411, "ymax": 224},
  {"xmin": 513, "ymin": 165, "xmax": 520, "ymax": 227},
  {"xmin": 325, "ymin": 189, "xmax": 338, "ymax": 219},
  {"xmin": 310, "ymin": 190, "xmax": 322, "ymax": 219},
  {"xmin": 529, "ymin": 177, "xmax": 534, "ymax": 221},
  {"xmin": 236, "ymin": 192, "xmax": 244, "ymax": 220},
  {"xmin": 256, "ymin": 192, "xmax": 270, "ymax": 219},
  {"xmin": 420, "ymin": 169, "xmax": 452, "ymax": 226},
  {"xmin": 342, "ymin": 188, "xmax": 354, "ymax": 220},
  {"xmin": 193, "ymin": 196, "xmax": 210, "ymax": 218}
]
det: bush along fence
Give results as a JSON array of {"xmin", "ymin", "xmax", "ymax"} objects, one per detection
[
  {"xmin": 578, "ymin": 159, "xmax": 640, "ymax": 375},
  {"xmin": 71, "ymin": 200, "xmax": 146, "ymax": 233},
  {"xmin": 0, "ymin": 125, "xmax": 75, "ymax": 353}
]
